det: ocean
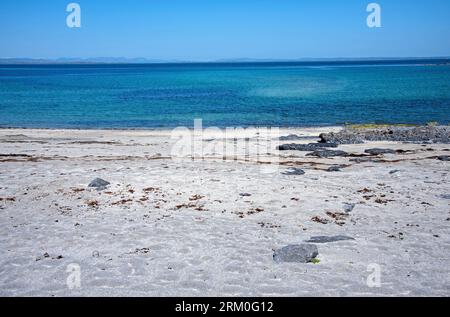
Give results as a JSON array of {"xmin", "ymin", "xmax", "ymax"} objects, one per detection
[{"xmin": 0, "ymin": 60, "xmax": 449, "ymax": 129}]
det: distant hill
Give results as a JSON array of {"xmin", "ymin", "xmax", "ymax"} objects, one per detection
[{"xmin": 0, "ymin": 57, "xmax": 449, "ymax": 65}]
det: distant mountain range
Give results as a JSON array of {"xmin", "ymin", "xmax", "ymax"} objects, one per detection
[{"xmin": 0, "ymin": 57, "xmax": 449, "ymax": 65}]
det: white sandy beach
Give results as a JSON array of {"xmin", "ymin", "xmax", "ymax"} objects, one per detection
[{"xmin": 0, "ymin": 127, "xmax": 449, "ymax": 296}]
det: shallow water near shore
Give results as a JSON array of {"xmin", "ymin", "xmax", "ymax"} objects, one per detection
[{"xmin": 1, "ymin": 60, "xmax": 449, "ymax": 129}]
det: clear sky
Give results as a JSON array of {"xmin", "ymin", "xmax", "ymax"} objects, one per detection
[{"xmin": 0, "ymin": 0, "xmax": 449, "ymax": 60}]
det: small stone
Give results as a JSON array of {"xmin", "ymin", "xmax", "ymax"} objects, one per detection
[
  {"xmin": 343, "ymin": 202, "xmax": 356, "ymax": 213},
  {"xmin": 88, "ymin": 178, "xmax": 110, "ymax": 190},
  {"xmin": 279, "ymin": 134, "xmax": 303, "ymax": 141},
  {"xmin": 440, "ymin": 194, "xmax": 450, "ymax": 200},
  {"xmin": 277, "ymin": 143, "xmax": 338, "ymax": 151},
  {"xmin": 239, "ymin": 193, "xmax": 252, "ymax": 197},
  {"xmin": 389, "ymin": 170, "xmax": 401, "ymax": 174},
  {"xmin": 273, "ymin": 244, "xmax": 319, "ymax": 263},
  {"xmin": 364, "ymin": 148, "xmax": 396, "ymax": 155},
  {"xmin": 306, "ymin": 150, "xmax": 348, "ymax": 158},
  {"xmin": 350, "ymin": 157, "xmax": 374, "ymax": 163},
  {"xmin": 327, "ymin": 165, "xmax": 346, "ymax": 172},
  {"xmin": 437, "ymin": 155, "xmax": 450, "ymax": 161},
  {"xmin": 305, "ymin": 235, "xmax": 355, "ymax": 243},
  {"xmin": 282, "ymin": 168, "xmax": 305, "ymax": 176}
]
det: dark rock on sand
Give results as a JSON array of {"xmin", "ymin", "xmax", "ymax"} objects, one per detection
[
  {"xmin": 277, "ymin": 143, "xmax": 337, "ymax": 151},
  {"xmin": 305, "ymin": 235, "xmax": 355, "ymax": 243},
  {"xmin": 239, "ymin": 193, "xmax": 252, "ymax": 197},
  {"xmin": 364, "ymin": 148, "xmax": 396, "ymax": 155},
  {"xmin": 88, "ymin": 178, "xmax": 110, "ymax": 190},
  {"xmin": 320, "ymin": 126, "xmax": 450, "ymax": 144},
  {"xmin": 343, "ymin": 203, "xmax": 356, "ymax": 213},
  {"xmin": 279, "ymin": 134, "xmax": 304, "ymax": 141},
  {"xmin": 350, "ymin": 157, "xmax": 374, "ymax": 163},
  {"xmin": 306, "ymin": 149, "xmax": 349, "ymax": 158},
  {"xmin": 389, "ymin": 169, "xmax": 401, "ymax": 174},
  {"xmin": 282, "ymin": 168, "xmax": 306, "ymax": 176},
  {"xmin": 440, "ymin": 194, "xmax": 450, "ymax": 200},
  {"xmin": 327, "ymin": 164, "xmax": 346, "ymax": 172},
  {"xmin": 437, "ymin": 155, "xmax": 450, "ymax": 161},
  {"xmin": 273, "ymin": 244, "xmax": 319, "ymax": 263}
]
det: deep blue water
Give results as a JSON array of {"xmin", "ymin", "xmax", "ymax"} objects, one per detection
[{"xmin": 0, "ymin": 60, "xmax": 449, "ymax": 128}]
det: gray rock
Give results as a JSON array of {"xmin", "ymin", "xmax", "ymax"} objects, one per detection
[
  {"xmin": 364, "ymin": 148, "xmax": 396, "ymax": 155},
  {"xmin": 440, "ymin": 194, "xmax": 450, "ymax": 200},
  {"xmin": 279, "ymin": 134, "xmax": 303, "ymax": 141},
  {"xmin": 273, "ymin": 244, "xmax": 319, "ymax": 263},
  {"xmin": 282, "ymin": 168, "xmax": 305, "ymax": 176},
  {"xmin": 343, "ymin": 203, "xmax": 356, "ymax": 213},
  {"xmin": 349, "ymin": 157, "xmax": 374, "ymax": 163},
  {"xmin": 305, "ymin": 235, "xmax": 355, "ymax": 243},
  {"xmin": 437, "ymin": 155, "xmax": 450, "ymax": 161},
  {"xmin": 306, "ymin": 149, "xmax": 349, "ymax": 158},
  {"xmin": 277, "ymin": 143, "xmax": 337, "ymax": 151},
  {"xmin": 389, "ymin": 169, "xmax": 401, "ymax": 174},
  {"xmin": 88, "ymin": 178, "xmax": 110, "ymax": 190},
  {"xmin": 327, "ymin": 164, "xmax": 346, "ymax": 172},
  {"xmin": 239, "ymin": 193, "xmax": 252, "ymax": 197}
]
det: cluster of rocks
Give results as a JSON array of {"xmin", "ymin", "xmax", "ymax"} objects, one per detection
[{"xmin": 319, "ymin": 125, "xmax": 450, "ymax": 144}]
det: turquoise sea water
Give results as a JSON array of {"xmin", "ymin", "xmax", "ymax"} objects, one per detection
[{"xmin": 0, "ymin": 60, "xmax": 449, "ymax": 128}]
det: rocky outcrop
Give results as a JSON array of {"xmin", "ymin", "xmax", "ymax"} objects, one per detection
[{"xmin": 319, "ymin": 126, "xmax": 450, "ymax": 144}]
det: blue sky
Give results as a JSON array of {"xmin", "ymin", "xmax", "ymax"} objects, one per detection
[{"xmin": 0, "ymin": 0, "xmax": 449, "ymax": 60}]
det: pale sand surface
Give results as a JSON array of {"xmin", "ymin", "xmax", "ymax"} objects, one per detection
[{"xmin": 0, "ymin": 127, "xmax": 449, "ymax": 296}]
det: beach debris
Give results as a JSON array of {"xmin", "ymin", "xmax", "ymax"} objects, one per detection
[
  {"xmin": 143, "ymin": 187, "xmax": 159, "ymax": 192},
  {"xmin": 311, "ymin": 216, "xmax": 330, "ymax": 224},
  {"xmin": 277, "ymin": 142, "xmax": 337, "ymax": 151},
  {"xmin": 189, "ymin": 194, "xmax": 204, "ymax": 201},
  {"xmin": 437, "ymin": 155, "xmax": 450, "ymax": 161},
  {"xmin": 282, "ymin": 167, "xmax": 305, "ymax": 176},
  {"xmin": 36, "ymin": 252, "xmax": 63, "ymax": 261},
  {"xmin": 326, "ymin": 211, "xmax": 349, "ymax": 226},
  {"xmin": 129, "ymin": 248, "xmax": 150, "ymax": 255},
  {"xmin": 88, "ymin": 178, "xmax": 110, "ymax": 190},
  {"xmin": 389, "ymin": 169, "xmax": 401, "ymax": 174},
  {"xmin": 86, "ymin": 199, "xmax": 99, "ymax": 207},
  {"xmin": 306, "ymin": 149, "xmax": 348, "ymax": 158},
  {"xmin": 0, "ymin": 197, "xmax": 16, "ymax": 202},
  {"xmin": 273, "ymin": 244, "xmax": 319, "ymax": 263},
  {"xmin": 343, "ymin": 202, "xmax": 356, "ymax": 213},
  {"xmin": 364, "ymin": 148, "xmax": 396, "ymax": 155},
  {"xmin": 305, "ymin": 235, "xmax": 355, "ymax": 243},
  {"xmin": 112, "ymin": 198, "xmax": 133, "ymax": 205},
  {"xmin": 239, "ymin": 193, "xmax": 252, "ymax": 197},
  {"xmin": 258, "ymin": 222, "xmax": 281, "ymax": 228}
]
